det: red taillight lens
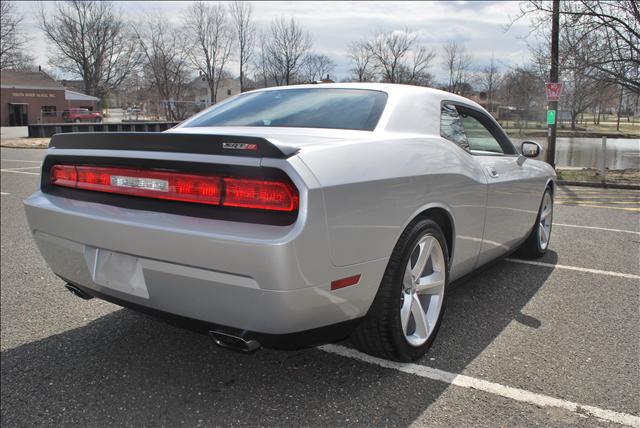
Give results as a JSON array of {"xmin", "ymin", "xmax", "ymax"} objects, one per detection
[
  {"xmin": 52, "ymin": 165, "xmax": 221, "ymax": 205},
  {"xmin": 50, "ymin": 165, "xmax": 298, "ymax": 212},
  {"xmin": 223, "ymin": 178, "xmax": 299, "ymax": 212},
  {"xmin": 50, "ymin": 165, "xmax": 77, "ymax": 187}
]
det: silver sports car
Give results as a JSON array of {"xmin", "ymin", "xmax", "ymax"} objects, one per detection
[{"xmin": 25, "ymin": 83, "xmax": 555, "ymax": 361}]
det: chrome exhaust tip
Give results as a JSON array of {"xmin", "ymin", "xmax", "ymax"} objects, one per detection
[
  {"xmin": 209, "ymin": 330, "xmax": 260, "ymax": 353},
  {"xmin": 64, "ymin": 283, "xmax": 94, "ymax": 300}
]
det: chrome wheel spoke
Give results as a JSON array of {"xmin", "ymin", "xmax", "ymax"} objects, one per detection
[
  {"xmin": 539, "ymin": 223, "xmax": 549, "ymax": 242},
  {"xmin": 416, "ymin": 271, "xmax": 445, "ymax": 294},
  {"xmin": 411, "ymin": 294, "xmax": 429, "ymax": 338},
  {"xmin": 400, "ymin": 295, "xmax": 412, "ymax": 334},
  {"xmin": 411, "ymin": 237, "xmax": 434, "ymax": 280},
  {"xmin": 403, "ymin": 264, "xmax": 413, "ymax": 289}
]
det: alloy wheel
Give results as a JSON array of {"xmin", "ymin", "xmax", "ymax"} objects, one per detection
[
  {"xmin": 400, "ymin": 234, "xmax": 446, "ymax": 347},
  {"xmin": 539, "ymin": 192, "xmax": 553, "ymax": 250}
]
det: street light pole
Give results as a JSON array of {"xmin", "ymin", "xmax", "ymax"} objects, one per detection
[{"xmin": 547, "ymin": 0, "xmax": 560, "ymax": 168}]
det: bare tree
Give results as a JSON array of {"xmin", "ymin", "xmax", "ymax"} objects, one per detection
[
  {"xmin": 39, "ymin": 1, "xmax": 140, "ymax": 99},
  {"xmin": 442, "ymin": 40, "xmax": 473, "ymax": 94},
  {"xmin": 301, "ymin": 53, "xmax": 336, "ymax": 82},
  {"xmin": 0, "ymin": 0, "xmax": 32, "ymax": 70},
  {"xmin": 184, "ymin": 1, "xmax": 233, "ymax": 104},
  {"xmin": 396, "ymin": 45, "xmax": 436, "ymax": 86},
  {"xmin": 254, "ymin": 30, "xmax": 271, "ymax": 88},
  {"xmin": 264, "ymin": 17, "xmax": 312, "ymax": 85},
  {"xmin": 364, "ymin": 29, "xmax": 435, "ymax": 85},
  {"xmin": 229, "ymin": 1, "xmax": 255, "ymax": 92},
  {"xmin": 133, "ymin": 14, "xmax": 191, "ymax": 120},
  {"xmin": 514, "ymin": 0, "xmax": 639, "ymax": 94},
  {"xmin": 347, "ymin": 40, "xmax": 374, "ymax": 82},
  {"xmin": 367, "ymin": 29, "xmax": 408, "ymax": 83},
  {"xmin": 479, "ymin": 54, "xmax": 502, "ymax": 113},
  {"xmin": 501, "ymin": 65, "xmax": 545, "ymax": 130}
]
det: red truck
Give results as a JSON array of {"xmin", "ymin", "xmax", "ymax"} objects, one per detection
[{"xmin": 62, "ymin": 108, "xmax": 102, "ymax": 123}]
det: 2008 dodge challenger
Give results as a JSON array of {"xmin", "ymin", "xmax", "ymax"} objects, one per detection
[{"xmin": 25, "ymin": 83, "xmax": 555, "ymax": 362}]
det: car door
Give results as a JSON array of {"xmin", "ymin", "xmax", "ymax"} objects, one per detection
[{"xmin": 452, "ymin": 105, "xmax": 540, "ymax": 266}]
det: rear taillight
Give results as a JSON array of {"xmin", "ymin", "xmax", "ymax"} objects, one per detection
[
  {"xmin": 50, "ymin": 165, "xmax": 298, "ymax": 212},
  {"xmin": 223, "ymin": 178, "xmax": 298, "ymax": 211}
]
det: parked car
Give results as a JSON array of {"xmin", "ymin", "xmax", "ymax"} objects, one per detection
[
  {"xmin": 62, "ymin": 108, "xmax": 102, "ymax": 123},
  {"xmin": 25, "ymin": 84, "xmax": 555, "ymax": 361}
]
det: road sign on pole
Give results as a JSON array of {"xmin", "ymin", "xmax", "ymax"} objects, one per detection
[
  {"xmin": 547, "ymin": 110, "xmax": 556, "ymax": 125},
  {"xmin": 546, "ymin": 0, "xmax": 560, "ymax": 169},
  {"xmin": 545, "ymin": 82, "xmax": 563, "ymax": 102}
]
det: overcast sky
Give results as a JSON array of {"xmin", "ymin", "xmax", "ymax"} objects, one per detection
[{"xmin": 16, "ymin": 1, "xmax": 536, "ymax": 84}]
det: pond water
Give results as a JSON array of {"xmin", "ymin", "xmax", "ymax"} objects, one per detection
[{"xmin": 521, "ymin": 137, "xmax": 640, "ymax": 170}]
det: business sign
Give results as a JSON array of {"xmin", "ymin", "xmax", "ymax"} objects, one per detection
[
  {"xmin": 547, "ymin": 110, "xmax": 556, "ymax": 125},
  {"xmin": 545, "ymin": 82, "xmax": 563, "ymax": 101}
]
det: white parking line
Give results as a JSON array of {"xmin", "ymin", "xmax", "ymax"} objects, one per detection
[
  {"xmin": 319, "ymin": 344, "xmax": 640, "ymax": 427},
  {"xmin": 505, "ymin": 258, "xmax": 640, "ymax": 280},
  {"xmin": 0, "ymin": 192, "xmax": 9, "ymax": 195},
  {"xmin": 0, "ymin": 159, "xmax": 42, "ymax": 163},
  {"xmin": 0, "ymin": 169, "xmax": 39, "ymax": 175},
  {"xmin": 555, "ymin": 223, "xmax": 640, "ymax": 235},
  {"xmin": 0, "ymin": 166, "xmax": 41, "ymax": 171}
]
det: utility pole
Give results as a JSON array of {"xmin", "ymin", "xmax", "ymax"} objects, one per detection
[{"xmin": 547, "ymin": 0, "xmax": 560, "ymax": 168}]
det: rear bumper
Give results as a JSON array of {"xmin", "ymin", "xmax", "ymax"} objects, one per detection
[
  {"xmin": 60, "ymin": 279, "xmax": 363, "ymax": 349},
  {"xmin": 25, "ymin": 191, "xmax": 387, "ymax": 336}
]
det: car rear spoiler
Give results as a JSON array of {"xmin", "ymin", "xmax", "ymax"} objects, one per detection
[{"xmin": 48, "ymin": 132, "xmax": 298, "ymax": 158}]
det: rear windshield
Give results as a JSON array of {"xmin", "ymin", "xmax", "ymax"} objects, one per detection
[{"xmin": 185, "ymin": 88, "xmax": 387, "ymax": 131}]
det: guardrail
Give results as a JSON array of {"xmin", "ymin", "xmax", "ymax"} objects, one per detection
[{"xmin": 28, "ymin": 121, "xmax": 180, "ymax": 138}]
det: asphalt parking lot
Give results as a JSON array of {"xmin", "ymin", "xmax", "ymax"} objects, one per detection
[{"xmin": 1, "ymin": 147, "xmax": 639, "ymax": 427}]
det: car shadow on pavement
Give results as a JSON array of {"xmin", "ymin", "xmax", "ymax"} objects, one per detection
[
  {"xmin": 421, "ymin": 251, "xmax": 558, "ymax": 373},
  {"xmin": 1, "ymin": 252, "xmax": 557, "ymax": 427}
]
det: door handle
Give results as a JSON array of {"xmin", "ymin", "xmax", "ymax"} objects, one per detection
[{"xmin": 485, "ymin": 167, "xmax": 499, "ymax": 178}]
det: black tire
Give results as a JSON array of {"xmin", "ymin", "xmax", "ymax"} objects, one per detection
[
  {"xmin": 350, "ymin": 218, "xmax": 449, "ymax": 362},
  {"xmin": 518, "ymin": 187, "xmax": 553, "ymax": 258}
]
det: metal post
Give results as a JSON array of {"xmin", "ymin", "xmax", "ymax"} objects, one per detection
[
  {"xmin": 547, "ymin": 0, "xmax": 560, "ymax": 168},
  {"xmin": 600, "ymin": 136, "xmax": 607, "ymax": 184}
]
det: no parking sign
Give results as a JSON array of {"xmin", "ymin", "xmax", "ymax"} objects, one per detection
[{"xmin": 545, "ymin": 82, "xmax": 563, "ymax": 101}]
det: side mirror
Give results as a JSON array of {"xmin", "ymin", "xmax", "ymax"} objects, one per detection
[{"xmin": 521, "ymin": 141, "xmax": 542, "ymax": 158}]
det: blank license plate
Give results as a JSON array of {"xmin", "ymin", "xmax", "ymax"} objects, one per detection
[{"xmin": 93, "ymin": 249, "xmax": 149, "ymax": 299}]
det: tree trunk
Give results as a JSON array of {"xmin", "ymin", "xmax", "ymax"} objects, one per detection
[
  {"xmin": 209, "ymin": 81, "xmax": 216, "ymax": 105},
  {"xmin": 616, "ymin": 86, "xmax": 623, "ymax": 131}
]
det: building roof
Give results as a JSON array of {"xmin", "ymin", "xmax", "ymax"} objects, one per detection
[
  {"xmin": 65, "ymin": 90, "xmax": 99, "ymax": 102},
  {"xmin": 0, "ymin": 70, "xmax": 65, "ymax": 90}
]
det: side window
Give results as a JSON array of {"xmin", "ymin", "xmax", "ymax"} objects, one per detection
[
  {"xmin": 440, "ymin": 104, "xmax": 470, "ymax": 152},
  {"xmin": 459, "ymin": 113, "xmax": 504, "ymax": 154}
]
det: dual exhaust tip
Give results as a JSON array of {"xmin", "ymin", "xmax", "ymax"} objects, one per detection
[
  {"xmin": 64, "ymin": 283, "xmax": 260, "ymax": 353},
  {"xmin": 209, "ymin": 330, "xmax": 261, "ymax": 353},
  {"xmin": 64, "ymin": 283, "xmax": 94, "ymax": 300}
]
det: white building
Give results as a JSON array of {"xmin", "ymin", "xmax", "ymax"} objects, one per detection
[{"xmin": 187, "ymin": 75, "xmax": 241, "ymax": 108}]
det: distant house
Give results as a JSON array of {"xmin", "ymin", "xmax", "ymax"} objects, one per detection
[
  {"xmin": 186, "ymin": 75, "xmax": 241, "ymax": 108},
  {"xmin": 1, "ymin": 70, "xmax": 99, "ymax": 126},
  {"xmin": 1, "ymin": 70, "xmax": 65, "ymax": 126}
]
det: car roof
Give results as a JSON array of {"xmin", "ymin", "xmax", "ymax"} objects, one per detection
[
  {"xmin": 188, "ymin": 82, "xmax": 489, "ymax": 137},
  {"xmin": 245, "ymin": 82, "xmax": 483, "ymax": 111}
]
